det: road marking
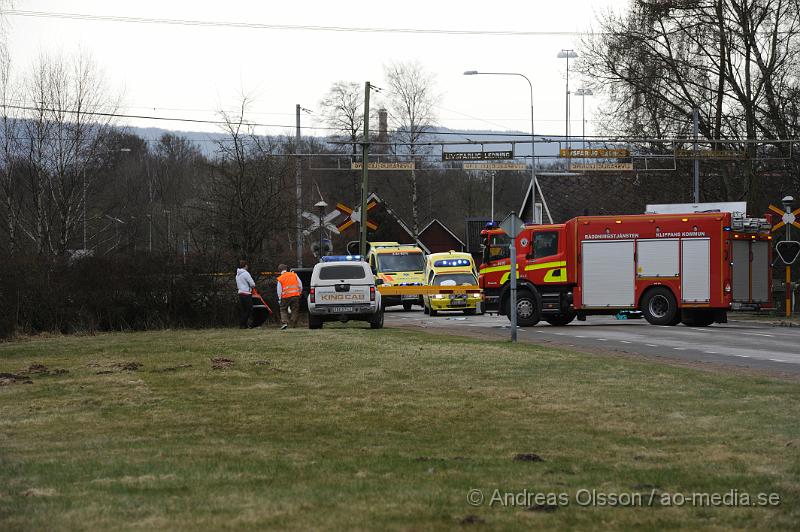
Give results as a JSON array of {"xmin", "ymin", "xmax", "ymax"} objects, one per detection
[
  {"xmin": 597, "ymin": 338, "xmax": 608, "ymax": 341},
  {"xmin": 705, "ymin": 351, "xmax": 718, "ymax": 354},
  {"xmin": 742, "ymin": 332, "xmax": 774, "ymax": 337},
  {"xmin": 575, "ymin": 335, "xmax": 587, "ymax": 338},
  {"xmin": 769, "ymin": 358, "xmax": 787, "ymax": 363},
  {"xmin": 620, "ymin": 340, "xmax": 632, "ymax": 344},
  {"xmin": 673, "ymin": 347, "xmax": 686, "ymax": 351},
  {"xmin": 645, "ymin": 344, "xmax": 658, "ymax": 347}
]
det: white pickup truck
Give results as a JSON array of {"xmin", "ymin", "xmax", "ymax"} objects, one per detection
[{"xmin": 307, "ymin": 256, "xmax": 384, "ymax": 329}]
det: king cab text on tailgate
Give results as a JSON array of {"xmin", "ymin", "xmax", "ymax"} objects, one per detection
[{"xmin": 307, "ymin": 256, "xmax": 384, "ymax": 330}]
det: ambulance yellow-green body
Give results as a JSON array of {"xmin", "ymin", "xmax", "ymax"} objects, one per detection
[{"xmin": 423, "ymin": 251, "xmax": 482, "ymax": 316}]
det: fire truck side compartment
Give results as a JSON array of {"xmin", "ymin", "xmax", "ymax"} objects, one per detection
[
  {"xmin": 681, "ymin": 238, "xmax": 711, "ymax": 303},
  {"xmin": 636, "ymin": 239, "xmax": 679, "ymax": 278},
  {"xmin": 732, "ymin": 239, "xmax": 770, "ymax": 304},
  {"xmin": 581, "ymin": 240, "xmax": 635, "ymax": 307}
]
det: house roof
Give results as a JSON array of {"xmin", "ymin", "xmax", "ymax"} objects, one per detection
[
  {"xmin": 366, "ymin": 193, "xmax": 430, "ymax": 254},
  {"xmin": 418, "ymin": 218, "xmax": 465, "ymax": 247}
]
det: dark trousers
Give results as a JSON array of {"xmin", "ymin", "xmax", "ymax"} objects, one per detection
[
  {"xmin": 239, "ymin": 294, "xmax": 253, "ymax": 329},
  {"xmin": 280, "ymin": 296, "xmax": 301, "ymax": 327}
]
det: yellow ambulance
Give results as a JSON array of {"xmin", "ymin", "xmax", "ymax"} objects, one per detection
[
  {"xmin": 365, "ymin": 242, "xmax": 427, "ymax": 311},
  {"xmin": 423, "ymin": 251, "xmax": 482, "ymax": 316}
]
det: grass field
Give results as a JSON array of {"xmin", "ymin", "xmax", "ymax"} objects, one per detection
[{"xmin": 1, "ymin": 326, "xmax": 799, "ymax": 530}]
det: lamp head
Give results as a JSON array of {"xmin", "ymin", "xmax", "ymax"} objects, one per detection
[
  {"xmin": 463, "ymin": 70, "xmax": 478, "ymax": 75},
  {"xmin": 782, "ymin": 196, "xmax": 795, "ymax": 208}
]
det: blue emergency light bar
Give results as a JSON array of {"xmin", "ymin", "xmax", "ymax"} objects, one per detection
[
  {"xmin": 321, "ymin": 255, "xmax": 362, "ymax": 262},
  {"xmin": 434, "ymin": 259, "xmax": 471, "ymax": 267}
]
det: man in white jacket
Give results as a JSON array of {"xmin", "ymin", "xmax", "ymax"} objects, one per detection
[{"xmin": 236, "ymin": 259, "xmax": 256, "ymax": 329}]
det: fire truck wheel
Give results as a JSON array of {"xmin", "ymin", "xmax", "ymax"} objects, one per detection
[
  {"xmin": 681, "ymin": 309, "xmax": 715, "ymax": 327},
  {"xmin": 514, "ymin": 290, "xmax": 541, "ymax": 327},
  {"xmin": 403, "ymin": 301, "xmax": 413, "ymax": 311},
  {"xmin": 641, "ymin": 287, "xmax": 679, "ymax": 326},
  {"xmin": 545, "ymin": 311, "xmax": 576, "ymax": 326},
  {"xmin": 308, "ymin": 315, "xmax": 323, "ymax": 329}
]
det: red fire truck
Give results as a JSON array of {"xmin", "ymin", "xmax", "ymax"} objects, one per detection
[{"xmin": 479, "ymin": 212, "xmax": 773, "ymax": 327}]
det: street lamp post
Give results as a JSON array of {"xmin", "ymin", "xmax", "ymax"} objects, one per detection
[
  {"xmin": 557, "ymin": 50, "xmax": 578, "ymax": 167},
  {"xmin": 296, "ymin": 104, "xmax": 312, "ymax": 267},
  {"xmin": 575, "ymin": 88, "xmax": 593, "ymax": 152},
  {"xmin": 83, "ymin": 148, "xmax": 131, "ymax": 251},
  {"xmin": 463, "ymin": 70, "xmax": 539, "ymax": 224}
]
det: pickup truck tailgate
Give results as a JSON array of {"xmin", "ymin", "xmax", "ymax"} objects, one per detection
[{"xmin": 314, "ymin": 283, "xmax": 373, "ymax": 311}]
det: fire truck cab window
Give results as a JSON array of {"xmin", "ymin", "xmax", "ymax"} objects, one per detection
[
  {"xmin": 488, "ymin": 234, "xmax": 511, "ymax": 261},
  {"xmin": 533, "ymin": 231, "xmax": 558, "ymax": 259}
]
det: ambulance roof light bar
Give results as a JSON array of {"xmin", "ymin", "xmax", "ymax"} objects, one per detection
[{"xmin": 321, "ymin": 255, "xmax": 363, "ymax": 262}]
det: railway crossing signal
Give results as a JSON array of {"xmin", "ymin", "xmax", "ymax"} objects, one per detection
[
  {"xmin": 775, "ymin": 241, "xmax": 800, "ymax": 265},
  {"xmin": 768, "ymin": 203, "xmax": 800, "ymax": 232},
  {"xmin": 769, "ymin": 197, "xmax": 799, "ymax": 317},
  {"xmin": 336, "ymin": 201, "xmax": 378, "ymax": 233},
  {"xmin": 302, "ymin": 209, "xmax": 341, "ymax": 235}
]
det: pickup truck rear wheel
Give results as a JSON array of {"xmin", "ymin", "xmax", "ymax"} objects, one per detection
[
  {"xmin": 308, "ymin": 314, "xmax": 323, "ymax": 329},
  {"xmin": 641, "ymin": 287, "xmax": 678, "ymax": 326},
  {"xmin": 370, "ymin": 309, "xmax": 384, "ymax": 329},
  {"xmin": 402, "ymin": 301, "xmax": 413, "ymax": 311}
]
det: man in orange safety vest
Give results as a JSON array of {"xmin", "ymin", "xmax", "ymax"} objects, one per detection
[{"xmin": 276, "ymin": 264, "xmax": 303, "ymax": 329}]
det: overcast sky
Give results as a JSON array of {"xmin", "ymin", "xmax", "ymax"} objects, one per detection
[{"xmin": 7, "ymin": 0, "xmax": 629, "ymax": 141}]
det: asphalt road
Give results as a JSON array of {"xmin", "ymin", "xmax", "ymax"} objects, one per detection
[{"xmin": 384, "ymin": 307, "xmax": 800, "ymax": 375}]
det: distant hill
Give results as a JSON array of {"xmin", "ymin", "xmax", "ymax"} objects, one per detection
[{"xmin": 125, "ymin": 125, "xmax": 564, "ymax": 160}]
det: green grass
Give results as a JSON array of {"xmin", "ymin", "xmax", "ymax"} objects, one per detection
[{"xmin": 1, "ymin": 326, "xmax": 798, "ymax": 531}]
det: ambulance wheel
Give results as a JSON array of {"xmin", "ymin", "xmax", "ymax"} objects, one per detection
[
  {"xmin": 423, "ymin": 304, "xmax": 430, "ymax": 315},
  {"xmin": 641, "ymin": 287, "xmax": 678, "ymax": 326},
  {"xmin": 546, "ymin": 311, "xmax": 576, "ymax": 326},
  {"xmin": 430, "ymin": 308, "xmax": 438, "ymax": 316},
  {"xmin": 370, "ymin": 309, "xmax": 384, "ymax": 329},
  {"xmin": 681, "ymin": 309, "xmax": 715, "ymax": 327},
  {"xmin": 308, "ymin": 315, "xmax": 323, "ymax": 329},
  {"xmin": 463, "ymin": 308, "xmax": 476, "ymax": 315},
  {"xmin": 514, "ymin": 290, "xmax": 541, "ymax": 327},
  {"xmin": 403, "ymin": 301, "xmax": 413, "ymax": 311}
]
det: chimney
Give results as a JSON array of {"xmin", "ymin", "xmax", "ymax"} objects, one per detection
[{"xmin": 377, "ymin": 108, "xmax": 388, "ymax": 144}]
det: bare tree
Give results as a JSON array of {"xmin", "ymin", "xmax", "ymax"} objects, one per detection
[
  {"xmin": 319, "ymin": 81, "xmax": 364, "ymax": 155},
  {"xmin": 384, "ymin": 61, "xmax": 438, "ymax": 233},
  {"xmin": 204, "ymin": 97, "xmax": 292, "ymax": 260},
  {"xmin": 0, "ymin": 50, "xmax": 19, "ymax": 254},
  {"xmin": 15, "ymin": 51, "xmax": 118, "ymax": 254},
  {"xmin": 579, "ymin": 0, "xmax": 800, "ymax": 207}
]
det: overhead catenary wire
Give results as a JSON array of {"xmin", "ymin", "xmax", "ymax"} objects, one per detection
[{"xmin": 6, "ymin": 10, "xmax": 598, "ymax": 37}]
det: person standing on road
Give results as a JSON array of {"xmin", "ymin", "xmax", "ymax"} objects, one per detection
[
  {"xmin": 276, "ymin": 264, "xmax": 302, "ymax": 329},
  {"xmin": 236, "ymin": 259, "xmax": 256, "ymax": 329}
]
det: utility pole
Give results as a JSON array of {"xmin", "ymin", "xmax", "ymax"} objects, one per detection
[
  {"xmin": 359, "ymin": 82, "xmax": 371, "ymax": 258},
  {"xmin": 296, "ymin": 104, "xmax": 303, "ymax": 267},
  {"xmin": 693, "ymin": 108, "xmax": 700, "ymax": 203}
]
